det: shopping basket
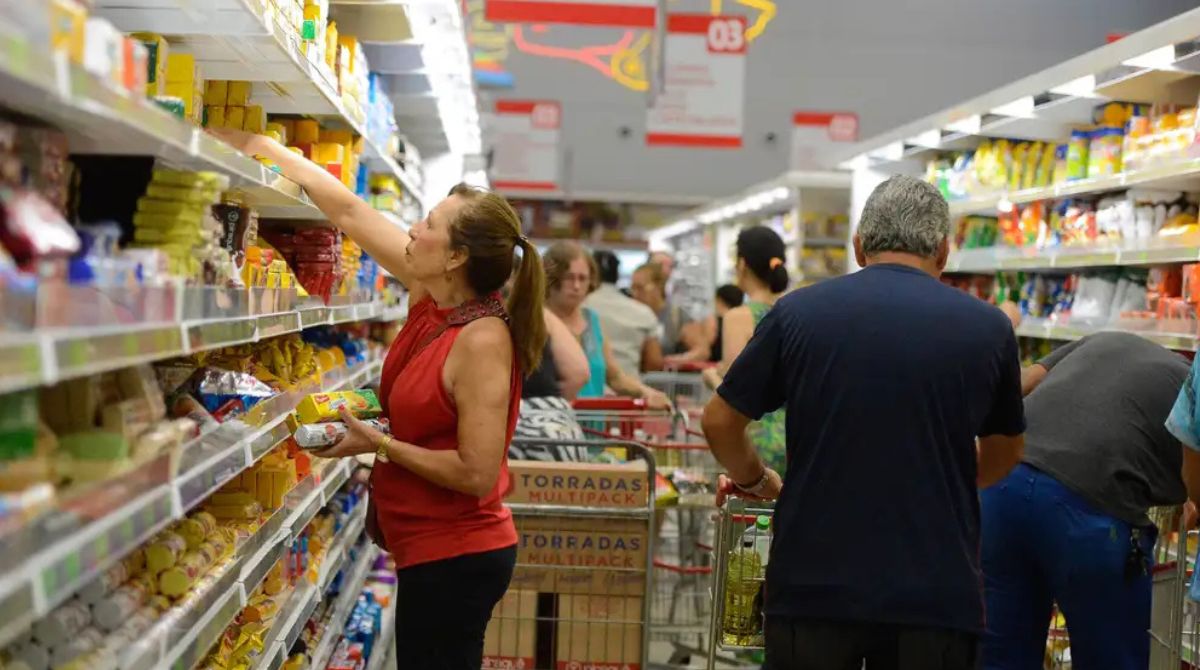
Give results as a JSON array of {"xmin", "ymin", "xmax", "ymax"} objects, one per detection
[{"xmin": 705, "ymin": 497, "xmax": 775, "ymax": 670}]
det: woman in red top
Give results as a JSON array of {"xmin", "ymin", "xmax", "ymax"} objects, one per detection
[{"xmin": 213, "ymin": 128, "xmax": 546, "ymax": 669}]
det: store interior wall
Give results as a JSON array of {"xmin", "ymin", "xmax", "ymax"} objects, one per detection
[{"xmin": 483, "ymin": 0, "xmax": 1198, "ymax": 202}]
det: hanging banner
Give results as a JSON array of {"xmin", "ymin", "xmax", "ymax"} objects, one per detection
[
  {"xmin": 490, "ymin": 100, "xmax": 562, "ymax": 192},
  {"xmin": 791, "ymin": 110, "xmax": 859, "ymax": 169},
  {"xmin": 646, "ymin": 14, "xmax": 746, "ymax": 149},
  {"xmin": 484, "ymin": 0, "xmax": 656, "ymax": 28}
]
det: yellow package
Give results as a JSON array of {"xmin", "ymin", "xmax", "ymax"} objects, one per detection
[
  {"xmin": 243, "ymin": 105, "xmax": 266, "ymax": 133},
  {"xmin": 205, "ymin": 105, "xmax": 226, "ymax": 128},
  {"xmin": 226, "ymin": 81, "xmax": 252, "ymax": 106},
  {"xmin": 132, "ymin": 32, "xmax": 169, "ymax": 96},
  {"xmin": 265, "ymin": 122, "xmax": 289, "ymax": 144},
  {"xmin": 165, "ymin": 52, "xmax": 195, "ymax": 84},
  {"xmin": 51, "ymin": 0, "xmax": 87, "ymax": 64},
  {"xmin": 295, "ymin": 389, "xmax": 382, "ymax": 424},
  {"xmin": 204, "ymin": 80, "xmax": 228, "ymax": 106},
  {"xmin": 225, "ymin": 106, "xmax": 246, "ymax": 131},
  {"xmin": 294, "ymin": 119, "xmax": 320, "ymax": 144},
  {"xmin": 319, "ymin": 129, "xmax": 353, "ymax": 144},
  {"xmin": 324, "ymin": 20, "xmax": 339, "ymax": 70}
]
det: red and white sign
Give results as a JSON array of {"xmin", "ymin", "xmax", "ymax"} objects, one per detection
[
  {"xmin": 490, "ymin": 100, "xmax": 562, "ymax": 192},
  {"xmin": 485, "ymin": 0, "xmax": 656, "ymax": 28},
  {"xmin": 791, "ymin": 110, "xmax": 859, "ymax": 169},
  {"xmin": 646, "ymin": 15, "xmax": 746, "ymax": 149}
]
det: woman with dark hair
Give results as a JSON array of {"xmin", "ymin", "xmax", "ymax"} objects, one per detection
[
  {"xmin": 705, "ymin": 284, "xmax": 745, "ymax": 363},
  {"xmin": 703, "ymin": 226, "xmax": 789, "ymax": 472},
  {"xmin": 212, "ymin": 127, "xmax": 542, "ymax": 669}
]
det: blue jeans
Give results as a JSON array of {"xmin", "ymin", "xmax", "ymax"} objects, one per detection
[{"xmin": 980, "ymin": 463, "xmax": 1155, "ymax": 670}]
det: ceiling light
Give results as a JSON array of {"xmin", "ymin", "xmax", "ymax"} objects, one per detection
[
  {"xmin": 906, "ymin": 129, "xmax": 941, "ymax": 149},
  {"xmin": 1123, "ymin": 45, "xmax": 1177, "ymax": 70},
  {"xmin": 944, "ymin": 115, "xmax": 981, "ymax": 135},
  {"xmin": 989, "ymin": 96, "xmax": 1036, "ymax": 118},
  {"xmin": 1049, "ymin": 75, "xmax": 1097, "ymax": 97},
  {"xmin": 772, "ymin": 187, "xmax": 790, "ymax": 200}
]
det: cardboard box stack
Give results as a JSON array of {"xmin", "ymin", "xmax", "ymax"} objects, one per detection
[{"xmin": 495, "ymin": 459, "xmax": 650, "ymax": 670}]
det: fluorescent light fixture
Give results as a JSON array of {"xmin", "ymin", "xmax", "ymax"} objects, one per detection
[
  {"xmin": 1123, "ymin": 45, "xmax": 1177, "ymax": 70},
  {"xmin": 944, "ymin": 114, "xmax": 981, "ymax": 135},
  {"xmin": 772, "ymin": 187, "xmax": 790, "ymax": 200},
  {"xmin": 906, "ymin": 129, "xmax": 942, "ymax": 149},
  {"xmin": 1049, "ymin": 75, "xmax": 1097, "ymax": 98},
  {"xmin": 649, "ymin": 219, "xmax": 700, "ymax": 244},
  {"xmin": 868, "ymin": 141, "xmax": 904, "ymax": 161},
  {"xmin": 989, "ymin": 96, "xmax": 1036, "ymax": 119}
]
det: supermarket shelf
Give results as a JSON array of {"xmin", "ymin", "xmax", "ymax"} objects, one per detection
[
  {"xmin": 317, "ymin": 504, "xmax": 368, "ymax": 592},
  {"xmin": 803, "ymin": 237, "xmax": 847, "ymax": 248},
  {"xmin": 946, "ymin": 235, "xmax": 1200, "ymax": 273},
  {"xmin": 0, "ymin": 297, "xmax": 384, "ymax": 395},
  {"xmin": 94, "ymin": 0, "xmax": 426, "ymax": 215},
  {"xmin": 0, "ymin": 29, "xmax": 321, "ymax": 219},
  {"xmin": 309, "ymin": 543, "xmax": 379, "ymax": 670},
  {"xmin": 0, "ymin": 361, "xmax": 379, "ymax": 650},
  {"xmin": 1016, "ymin": 317, "xmax": 1198, "ymax": 351},
  {"xmin": 365, "ymin": 593, "xmax": 399, "ymax": 670},
  {"xmin": 375, "ymin": 304, "xmax": 409, "ymax": 323},
  {"xmin": 947, "ymin": 157, "xmax": 1200, "ymax": 217}
]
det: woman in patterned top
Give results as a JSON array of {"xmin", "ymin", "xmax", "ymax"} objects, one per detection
[{"xmin": 703, "ymin": 226, "xmax": 790, "ymax": 473}]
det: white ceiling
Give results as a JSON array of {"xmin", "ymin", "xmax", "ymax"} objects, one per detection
[{"xmin": 472, "ymin": 0, "xmax": 1200, "ymax": 202}]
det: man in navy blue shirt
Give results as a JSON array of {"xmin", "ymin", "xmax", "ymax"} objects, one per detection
[{"xmin": 702, "ymin": 175, "xmax": 1026, "ymax": 669}]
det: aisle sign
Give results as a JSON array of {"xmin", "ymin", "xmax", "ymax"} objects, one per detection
[
  {"xmin": 791, "ymin": 110, "xmax": 859, "ymax": 169},
  {"xmin": 646, "ymin": 14, "xmax": 746, "ymax": 149},
  {"xmin": 485, "ymin": 0, "xmax": 657, "ymax": 28},
  {"xmin": 490, "ymin": 100, "xmax": 562, "ymax": 193}
]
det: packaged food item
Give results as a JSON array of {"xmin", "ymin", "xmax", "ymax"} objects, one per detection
[
  {"xmin": 50, "ymin": 0, "xmax": 87, "ymax": 64},
  {"xmin": 77, "ymin": 560, "xmax": 130, "ymax": 605},
  {"xmin": 226, "ymin": 81, "xmax": 252, "ymax": 106},
  {"xmin": 93, "ymin": 581, "xmax": 151, "ymax": 630},
  {"xmin": 177, "ymin": 510, "xmax": 218, "ymax": 549},
  {"xmin": 32, "ymin": 601, "xmax": 91, "ymax": 647},
  {"xmin": 158, "ymin": 546, "xmax": 215, "ymax": 597},
  {"xmin": 144, "ymin": 530, "xmax": 188, "ymax": 572},
  {"xmin": 1066, "ymin": 128, "xmax": 1091, "ymax": 181},
  {"xmin": 195, "ymin": 368, "xmax": 276, "ymax": 413},
  {"xmin": 48, "ymin": 627, "xmax": 103, "ymax": 667},
  {"xmin": 293, "ymin": 418, "xmax": 390, "ymax": 449},
  {"xmin": 131, "ymin": 33, "xmax": 169, "ymax": 96},
  {"xmin": 296, "ymin": 389, "xmax": 382, "ymax": 424}
]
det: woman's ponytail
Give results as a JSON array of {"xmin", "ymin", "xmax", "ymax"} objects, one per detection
[
  {"xmin": 768, "ymin": 259, "xmax": 789, "ymax": 293},
  {"xmin": 507, "ymin": 237, "xmax": 548, "ymax": 376}
]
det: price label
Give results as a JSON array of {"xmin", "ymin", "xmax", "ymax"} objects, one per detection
[
  {"xmin": 706, "ymin": 17, "xmax": 747, "ymax": 54},
  {"xmin": 530, "ymin": 103, "xmax": 560, "ymax": 131}
]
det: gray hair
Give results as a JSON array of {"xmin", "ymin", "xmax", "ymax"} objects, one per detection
[{"xmin": 857, "ymin": 175, "xmax": 950, "ymax": 258}]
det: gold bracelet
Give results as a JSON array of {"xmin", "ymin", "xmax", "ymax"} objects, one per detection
[{"xmin": 374, "ymin": 433, "xmax": 390, "ymax": 462}]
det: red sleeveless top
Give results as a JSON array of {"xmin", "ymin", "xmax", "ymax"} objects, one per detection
[{"xmin": 373, "ymin": 293, "xmax": 520, "ymax": 569}]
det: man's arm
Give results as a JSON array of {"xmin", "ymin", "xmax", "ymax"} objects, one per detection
[
  {"xmin": 702, "ymin": 395, "xmax": 768, "ymax": 487},
  {"xmin": 978, "ymin": 434, "xmax": 1025, "ymax": 487},
  {"xmin": 1021, "ymin": 364, "xmax": 1048, "ymax": 397}
]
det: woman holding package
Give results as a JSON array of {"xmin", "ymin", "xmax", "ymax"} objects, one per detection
[{"xmin": 212, "ymin": 128, "xmax": 543, "ymax": 670}]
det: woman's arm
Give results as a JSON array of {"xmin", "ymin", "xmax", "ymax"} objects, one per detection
[
  {"xmin": 544, "ymin": 308, "xmax": 588, "ymax": 400},
  {"xmin": 381, "ymin": 319, "xmax": 513, "ymax": 497},
  {"xmin": 209, "ymin": 128, "xmax": 424, "ymax": 300},
  {"xmin": 603, "ymin": 338, "xmax": 670, "ymax": 408}
]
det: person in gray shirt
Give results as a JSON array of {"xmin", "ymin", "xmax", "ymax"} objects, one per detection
[{"xmin": 981, "ymin": 332, "xmax": 1193, "ymax": 670}]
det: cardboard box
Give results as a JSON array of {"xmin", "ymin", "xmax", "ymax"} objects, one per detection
[
  {"xmin": 513, "ymin": 516, "xmax": 648, "ymax": 595},
  {"xmin": 483, "ymin": 590, "xmax": 536, "ymax": 670},
  {"xmin": 555, "ymin": 595, "xmax": 643, "ymax": 670},
  {"xmin": 507, "ymin": 460, "xmax": 649, "ymax": 508}
]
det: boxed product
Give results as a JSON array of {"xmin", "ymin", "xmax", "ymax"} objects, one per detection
[
  {"xmin": 481, "ymin": 590, "xmax": 536, "ymax": 670},
  {"xmin": 555, "ymin": 594, "xmax": 643, "ymax": 670},
  {"xmin": 506, "ymin": 460, "xmax": 650, "ymax": 508},
  {"xmin": 511, "ymin": 516, "xmax": 648, "ymax": 595},
  {"xmin": 295, "ymin": 389, "xmax": 381, "ymax": 423}
]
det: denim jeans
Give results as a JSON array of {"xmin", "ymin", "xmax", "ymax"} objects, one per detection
[{"xmin": 980, "ymin": 463, "xmax": 1155, "ymax": 670}]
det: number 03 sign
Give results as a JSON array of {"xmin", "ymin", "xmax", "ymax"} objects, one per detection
[{"xmin": 646, "ymin": 15, "xmax": 747, "ymax": 148}]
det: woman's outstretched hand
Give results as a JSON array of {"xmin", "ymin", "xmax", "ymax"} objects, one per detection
[
  {"xmin": 313, "ymin": 407, "xmax": 386, "ymax": 459},
  {"xmin": 208, "ymin": 126, "xmax": 271, "ymax": 157}
]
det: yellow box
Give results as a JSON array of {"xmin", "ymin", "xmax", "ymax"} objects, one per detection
[
  {"xmin": 312, "ymin": 142, "xmax": 344, "ymax": 165},
  {"xmin": 165, "ymin": 52, "xmax": 195, "ymax": 83},
  {"xmin": 243, "ymin": 105, "xmax": 266, "ymax": 133},
  {"xmin": 165, "ymin": 82, "xmax": 197, "ymax": 118},
  {"xmin": 295, "ymin": 389, "xmax": 381, "ymax": 424},
  {"xmin": 131, "ymin": 32, "xmax": 169, "ymax": 96},
  {"xmin": 266, "ymin": 122, "xmax": 289, "ymax": 144},
  {"xmin": 294, "ymin": 119, "xmax": 321, "ymax": 144},
  {"xmin": 50, "ymin": 0, "xmax": 87, "ymax": 64},
  {"xmin": 227, "ymin": 81, "xmax": 252, "ymax": 106},
  {"xmin": 224, "ymin": 106, "xmax": 246, "ymax": 131},
  {"xmin": 318, "ymin": 129, "xmax": 352, "ymax": 144},
  {"xmin": 325, "ymin": 21, "xmax": 338, "ymax": 70},
  {"xmin": 205, "ymin": 105, "xmax": 225, "ymax": 128},
  {"xmin": 204, "ymin": 80, "xmax": 228, "ymax": 106}
]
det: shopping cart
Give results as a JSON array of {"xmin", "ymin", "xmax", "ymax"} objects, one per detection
[
  {"xmin": 643, "ymin": 362, "xmax": 717, "ymax": 411},
  {"xmin": 489, "ymin": 438, "xmax": 656, "ymax": 670},
  {"xmin": 706, "ymin": 497, "xmax": 775, "ymax": 670},
  {"xmin": 1045, "ymin": 504, "xmax": 1187, "ymax": 670}
]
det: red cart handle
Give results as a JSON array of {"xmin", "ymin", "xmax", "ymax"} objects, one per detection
[
  {"xmin": 572, "ymin": 397, "xmax": 648, "ymax": 411},
  {"xmin": 653, "ymin": 559, "xmax": 714, "ymax": 575}
]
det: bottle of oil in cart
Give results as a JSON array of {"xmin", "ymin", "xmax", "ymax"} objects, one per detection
[
  {"xmin": 722, "ymin": 524, "xmax": 764, "ymax": 646},
  {"xmin": 753, "ymin": 515, "xmax": 771, "ymax": 568}
]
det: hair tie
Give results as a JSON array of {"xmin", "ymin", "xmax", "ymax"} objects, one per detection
[
  {"xmin": 769, "ymin": 257, "xmax": 784, "ymax": 269},
  {"xmin": 517, "ymin": 235, "xmax": 529, "ymax": 245}
]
